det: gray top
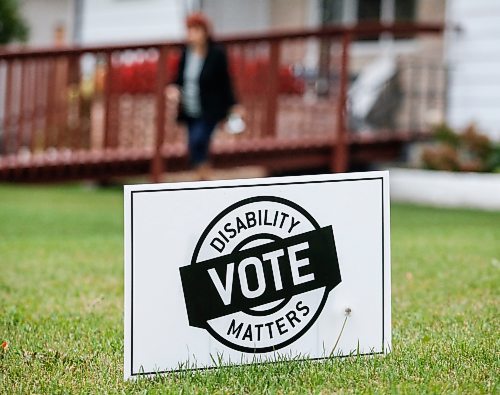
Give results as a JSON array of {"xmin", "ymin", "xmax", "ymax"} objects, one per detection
[{"xmin": 181, "ymin": 49, "xmax": 204, "ymax": 118}]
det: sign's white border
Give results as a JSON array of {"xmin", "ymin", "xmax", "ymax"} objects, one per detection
[{"xmin": 124, "ymin": 171, "xmax": 391, "ymax": 379}]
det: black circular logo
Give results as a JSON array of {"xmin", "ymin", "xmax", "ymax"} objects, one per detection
[{"xmin": 180, "ymin": 196, "xmax": 341, "ymax": 353}]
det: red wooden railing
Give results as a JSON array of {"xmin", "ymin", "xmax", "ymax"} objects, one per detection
[{"xmin": 0, "ymin": 22, "xmax": 445, "ymax": 182}]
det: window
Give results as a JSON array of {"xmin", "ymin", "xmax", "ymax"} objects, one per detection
[
  {"xmin": 395, "ymin": 0, "xmax": 417, "ymax": 21},
  {"xmin": 327, "ymin": 0, "xmax": 417, "ymax": 41},
  {"xmin": 358, "ymin": 0, "xmax": 382, "ymax": 22}
]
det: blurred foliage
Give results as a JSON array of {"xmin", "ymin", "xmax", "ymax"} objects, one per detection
[
  {"xmin": 422, "ymin": 123, "xmax": 500, "ymax": 172},
  {"xmin": 432, "ymin": 123, "xmax": 460, "ymax": 148},
  {"xmin": 0, "ymin": 0, "xmax": 29, "ymax": 44}
]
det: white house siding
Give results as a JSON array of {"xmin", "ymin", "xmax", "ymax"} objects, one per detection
[
  {"xmin": 20, "ymin": 0, "xmax": 75, "ymax": 46},
  {"xmin": 446, "ymin": 0, "xmax": 500, "ymax": 140},
  {"xmin": 81, "ymin": 0, "xmax": 185, "ymax": 44},
  {"xmin": 202, "ymin": 0, "xmax": 269, "ymax": 35}
]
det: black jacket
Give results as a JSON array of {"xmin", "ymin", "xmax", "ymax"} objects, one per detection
[{"xmin": 175, "ymin": 43, "xmax": 237, "ymax": 123}]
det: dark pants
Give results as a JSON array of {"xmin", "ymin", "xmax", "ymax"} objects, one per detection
[{"xmin": 186, "ymin": 117, "xmax": 217, "ymax": 166}]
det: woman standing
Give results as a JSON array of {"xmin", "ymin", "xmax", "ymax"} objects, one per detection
[{"xmin": 167, "ymin": 13, "xmax": 243, "ymax": 180}]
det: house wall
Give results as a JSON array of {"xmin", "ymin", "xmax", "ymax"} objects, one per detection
[
  {"xmin": 270, "ymin": 0, "xmax": 314, "ymax": 30},
  {"xmin": 446, "ymin": 0, "xmax": 500, "ymax": 140},
  {"xmin": 19, "ymin": 0, "xmax": 75, "ymax": 46},
  {"xmin": 80, "ymin": 0, "xmax": 185, "ymax": 44},
  {"xmin": 202, "ymin": 0, "xmax": 269, "ymax": 35}
]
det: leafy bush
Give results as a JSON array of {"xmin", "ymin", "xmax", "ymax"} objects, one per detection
[{"xmin": 422, "ymin": 124, "xmax": 500, "ymax": 173}]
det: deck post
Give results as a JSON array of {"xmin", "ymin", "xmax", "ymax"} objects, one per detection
[
  {"xmin": 19, "ymin": 60, "xmax": 27, "ymax": 152},
  {"xmin": 3, "ymin": 61, "xmax": 13, "ymax": 154},
  {"xmin": 263, "ymin": 40, "xmax": 280, "ymax": 137},
  {"xmin": 331, "ymin": 31, "xmax": 351, "ymax": 173},
  {"xmin": 68, "ymin": 53, "xmax": 82, "ymax": 149},
  {"xmin": 151, "ymin": 45, "xmax": 168, "ymax": 183},
  {"xmin": 103, "ymin": 51, "xmax": 113, "ymax": 149}
]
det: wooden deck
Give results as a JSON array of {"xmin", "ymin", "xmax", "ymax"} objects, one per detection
[
  {"xmin": 0, "ymin": 22, "xmax": 444, "ymax": 182},
  {"xmin": 0, "ymin": 130, "xmax": 424, "ymax": 182}
]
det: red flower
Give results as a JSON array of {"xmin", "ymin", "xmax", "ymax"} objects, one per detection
[
  {"xmin": 1, "ymin": 341, "xmax": 8, "ymax": 351},
  {"xmin": 107, "ymin": 52, "xmax": 304, "ymax": 96}
]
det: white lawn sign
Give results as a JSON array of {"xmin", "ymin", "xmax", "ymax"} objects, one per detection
[{"xmin": 124, "ymin": 171, "xmax": 391, "ymax": 379}]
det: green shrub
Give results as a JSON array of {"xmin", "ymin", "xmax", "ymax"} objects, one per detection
[{"xmin": 422, "ymin": 123, "xmax": 498, "ymax": 172}]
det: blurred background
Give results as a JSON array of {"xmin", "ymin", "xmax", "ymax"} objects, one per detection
[{"xmin": 0, "ymin": 0, "xmax": 499, "ymax": 194}]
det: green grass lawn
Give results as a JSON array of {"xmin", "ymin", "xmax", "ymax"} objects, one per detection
[{"xmin": 0, "ymin": 184, "xmax": 498, "ymax": 394}]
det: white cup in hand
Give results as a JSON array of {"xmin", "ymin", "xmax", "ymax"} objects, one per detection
[{"xmin": 226, "ymin": 113, "xmax": 246, "ymax": 134}]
